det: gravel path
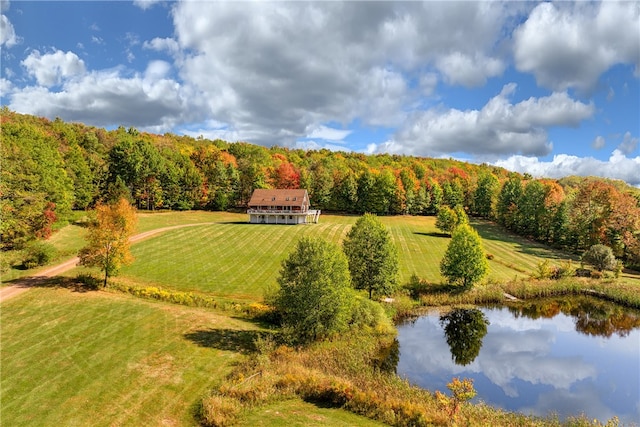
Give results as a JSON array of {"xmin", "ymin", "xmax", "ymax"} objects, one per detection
[{"xmin": 0, "ymin": 222, "xmax": 217, "ymax": 303}]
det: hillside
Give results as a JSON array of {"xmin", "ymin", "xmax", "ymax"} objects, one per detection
[{"xmin": 2, "ymin": 109, "xmax": 639, "ymax": 268}]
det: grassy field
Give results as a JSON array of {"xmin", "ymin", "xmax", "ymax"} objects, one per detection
[
  {"xmin": 1, "ymin": 288, "xmax": 259, "ymax": 426},
  {"xmin": 3, "ymin": 211, "xmax": 638, "ymax": 427},
  {"xmin": 109, "ymin": 212, "xmax": 585, "ymax": 302},
  {"xmin": 0, "ymin": 287, "xmax": 395, "ymax": 426}
]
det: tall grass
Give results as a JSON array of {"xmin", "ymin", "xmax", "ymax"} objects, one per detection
[{"xmin": 200, "ymin": 332, "xmax": 618, "ymax": 427}]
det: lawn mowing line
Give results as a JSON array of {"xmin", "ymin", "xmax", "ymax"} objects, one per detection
[
  {"xmin": 399, "ymin": 223, "xmax": 423, "ymax": 277},
  {"xmin": 5, "ymin": 310, "xmax": 157, "ymax": 412},
  {"xmin": 228, "ymin": 225, "xmax": 285, "ymax": 285},
  {"xmin": 245, "ymin": 230, "xmax": 291, "ymax": 296},
  {"xmin": 393, "ymin": 225, "xmax": 417, "ymax": 282}
]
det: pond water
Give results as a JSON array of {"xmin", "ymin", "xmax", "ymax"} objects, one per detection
[{"xmin": 396, "ymin": 298, "xmax": 640, "ymax": 424}]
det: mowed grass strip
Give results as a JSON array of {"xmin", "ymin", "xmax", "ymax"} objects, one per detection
[
  {"xmin": 120, "ymin": 216, "xmax": 356, "ymax": 301},
  {"xmin": 0, "ymin": 287, "xmax": 259, "ymax": 427},
  {"xmin": 115, "ymin": 212, "xmax": 585, "ymax": 300}
]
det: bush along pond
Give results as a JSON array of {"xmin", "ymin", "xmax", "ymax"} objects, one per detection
[{"xmin": 395, "ymin": 296, "xmax": 640, "ymax": 424}]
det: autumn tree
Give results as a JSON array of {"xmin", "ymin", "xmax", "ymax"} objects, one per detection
[
  {"xmin": 273, "ymin": 161, "xmax": 300, "ymax": 189},
  {"xmin": 440, "ymin": 224, "xmax": 489, "ymax": 288},
  {"xmin": 273, "ymin": 236, "xmax": 351, "ymax": 344},
  {"xmin": 497, "ymin": 176, "xmax": 523, "ymax": 231},
  {"xmin": 425, "ymin": 178, "xmax": 443, "ymax": 214},
  {"xmin": 436, "ymin": 206, "xmax": 457, "ymax": 235},
  {"xmin": 343, "ymin": 213, "xmax": 399, "ymax": 299},
  {"xmin": 436, "ymin": 205, "xmax": 468, "ymax": 235},
  {"xmin": 79, "ymin": 198, "xmax": 138, "ymax": 287},
  {"xmin": 473, "ymin": 173, "xmax": 499, "ymax": 218}
]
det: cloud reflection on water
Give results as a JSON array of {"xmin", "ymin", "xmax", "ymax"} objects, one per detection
[{"xmin": 396, "ymin": 306, "xmax": 640, "ymax": 424}]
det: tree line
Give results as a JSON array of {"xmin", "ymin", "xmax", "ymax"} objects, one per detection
[{"xmin": 2, "ymin": 108, "xmax": 639, "ymax": 267}]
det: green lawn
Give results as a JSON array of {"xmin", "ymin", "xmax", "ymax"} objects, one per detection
[
  {"xmin": 0, "ymin": 287, "xmax": 398, "ymax": 427},
  {"xmin": 111, "ymin": 213, "xmax": 584, "ymax": 302},
  {"xmin": 3, "ymin": 211, "xmax": 638, "ymax": 427},
  {"xmin": 0, "ymin": 288, "xmax": 257, "ymax": 426}
]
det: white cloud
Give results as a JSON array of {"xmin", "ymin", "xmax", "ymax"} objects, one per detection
[
  {"xmin": 168, "ymin": 1, "xmax": 520, "ymax": 146},
  {"xmin": 495, "ymin": 150, "xmax": 640, "ymax": 187},
  {"xmin": 513, "ymin": 2, "xmax": 640, "ymax": 91},
  {"xmin": 385, "ymin": 84, "xmax": 594, "ymax": 157},
  {"xmin": 0, "ymin": 77, "xmax": 13, "ymax": 97},
  {"xmin": 143, "ymin": 37, "xmax": 181, "ymax": 57},
  {"xmin": 9, "ymin": 66, "xmax": 204, "ymax": 132},
  {"xmin": 436, "ymin": 52, "xmax": 505, "ymax": 87},
  {"xmin": 305, "ymin": 125, "xmax": 351, "ymax": 142},
  {"xmin": 133, "ymin": 0, "xmax": 163, "ymax": 11},
  {"xmin": 618, "ymin": 131, "xmax": 639, "ymax": 155},
  {"xmin": 22, "ymin": 50, "xmax": 86, "ymax": 87},
  {"xmin": 592, "ymin": 136, "xmax": 606, "ymax": 150},
  {"xmin": 293, "ymin": 139, "xmax": 349, "ymax": 153},
  {"xmin": 0, "ymin": 13, "xmax": 17, "ymax": 47}
]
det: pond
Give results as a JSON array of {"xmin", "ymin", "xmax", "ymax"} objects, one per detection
[{"xmin": 396, "ymin": 297, "xmax": 640, "ymax": 424}]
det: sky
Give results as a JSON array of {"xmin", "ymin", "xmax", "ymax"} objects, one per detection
[{"xmin": 1, "ymin": 0, "xmax": 639, "ymax": 185}]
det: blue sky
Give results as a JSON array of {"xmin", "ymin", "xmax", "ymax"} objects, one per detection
[{"xmin": 1, "ymin": 1, "xmax": 639, "ymax": 185}]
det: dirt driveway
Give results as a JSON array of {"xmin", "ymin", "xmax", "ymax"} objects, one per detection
[{"xmin": 0, "ymin": 222, "xmax": 216, "ymax": 303}]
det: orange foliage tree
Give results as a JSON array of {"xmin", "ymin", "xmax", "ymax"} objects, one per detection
[{"xmin": 79, "ymin": 198, "xmax": 137, "ymax": 287}]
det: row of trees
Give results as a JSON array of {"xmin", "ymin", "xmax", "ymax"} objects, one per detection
[
  {"xmin": 273, "ymin": 214, "xmax": 398, "ymax": 344},
  {"xmin": 274, "ymin": 213, "xmax": 490, "ymax": 344},
  {"xmin": 494, "ymin": 176, "xmax": 640, "ymax": 264},
  {"xmin": 2, "ymin": 109, "xmax": 639, "ymax": 267}
]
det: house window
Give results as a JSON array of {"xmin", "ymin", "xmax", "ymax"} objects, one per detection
[
  {"xmin": 293, "ymin": 197, "xmax": 297, "ymax": 201},
  {"xmin": 286, "ymin": 197, "xmax": 290, "ymax": 201}
]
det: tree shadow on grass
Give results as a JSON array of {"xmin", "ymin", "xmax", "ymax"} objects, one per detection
[
  {"xmin": 413, "ymin": 231, "xmax": 450, "ymax": 238},
  {"xmin": 184, "ymin": 328, "xmax": 270, "ymax": 354},
  {"xmin": 216, "ymin": 221, "xmax": 249, "ymax": 225},
  {"xmin": 5, "ymin": 275, "xmax": 99, "ymax": 293}
]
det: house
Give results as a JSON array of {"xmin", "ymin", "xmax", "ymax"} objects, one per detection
[{"xmin": 247, "ymin": 189, "xmax": 320, "ymax": 224}]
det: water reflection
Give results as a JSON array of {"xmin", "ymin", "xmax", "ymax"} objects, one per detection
[
  {"xmin": 396, "ymin": 298, "xmax": 640, "ymax": 424},
  {"xmin": 507, "ymin": 297, "xmax": 640, "ymax": 338},
  {"xmin": 439, "ymin": 308, "xmax": 489, "ymax": 366}
]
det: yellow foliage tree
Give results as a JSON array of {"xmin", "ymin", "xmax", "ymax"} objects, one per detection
[{"xmin": 79, "ymin": 198, "xmax": 137, "ymax": 287}]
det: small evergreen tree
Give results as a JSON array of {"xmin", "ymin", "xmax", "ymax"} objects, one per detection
[
  {"xmin": 343, "ymin": 213, "xmax": 399, "ymax": 299},
  {"xmin": 440, "ymin": 224, "xmax": 489, "ymax": 288}
]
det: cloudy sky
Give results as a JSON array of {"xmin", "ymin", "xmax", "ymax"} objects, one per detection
[{"xmin": 1, "ymin": 1, "xmax": 639, "ymax": 185}]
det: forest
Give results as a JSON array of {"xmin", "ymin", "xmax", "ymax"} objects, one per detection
[{"xmin": 2, "ymin": 107, "xmax": 639, "ymax": 268}]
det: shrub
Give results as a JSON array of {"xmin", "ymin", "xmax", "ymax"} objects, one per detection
[
  {"xmin": 22, "ymin": 241, "xmax": 57, "ymax": 269},
  {"xmin": 532, "ymin": 260, "xmax": 555, "ymax": 279},
  {"xmin": 386, "ymin": 294, "xmax": 415, "ymax": 323},
  {"xmin": 405, "ymin": 274, "xmax": 431, "ymax": 298},
  {"xmin": 199, "ymin": 394, "xmax": 242, "ymax": 427},
  {"xmin": 76, "ymin": 273, "xmax": 100, "ymax": 290},
  {"xmin": 348, "ymin": 295, "xmax": 394, "ymax": 334},
  {"xmin": 582, "ymin": 244, "xmax": 616, "ymax": 271},
  {"xmin": 591, "ymin": 270, "xmax": 603, "ymax": 279},
  {"xmin": 553, "ymin": 260, "xmax": 576, "ymax": 279}
]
